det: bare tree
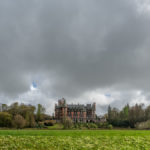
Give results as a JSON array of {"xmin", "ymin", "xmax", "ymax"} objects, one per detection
[{"xmin": 13, "ymin": 114, "xmax": 26, "ymax": 129}]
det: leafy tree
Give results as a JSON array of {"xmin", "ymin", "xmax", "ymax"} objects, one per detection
[
  {"xmin": 107, "ymin": 104, "xmax": 130, "ymax": 127},
  {"xmin": 0, "ymin": 102, "xmax": 49, "ymax": 128},
  {"xmin": 8, "ymin": 102, "xmax": 19, "ymax": 116},
  {"xmin": 25, "ymin": 112, "xmax": 36, "ymax": 127},
  {"xmin": 36, "ymin": 104, "xmax": 45, "ymax": 122},
  {"xmin": 107, "ymin": 105, "xmax": 112, "ymax": 121},
  {"xmin": 0, "ymin": 112, "xmax": 12, "ymax": 127},
  {"xmin": 1, "ymin": 104, "xmax": 8, "ymax": 112},
  {"xmin": 107, "ymin": 106, "xmax": 120, "ymax": 126},
  {"xmin": 8, "ymin": 103, "xmax": 36, "ymax": 127},
  {"xmin": 118, "ymin": 104, "xmax": 130, "ymax": 127},
  {"xmin": 122, "ymin": 104, "xmax": 129, "ymax": 120},
  {"xmin": 19, "ymin": 104, "xmax": 36, "ymax": 127}
]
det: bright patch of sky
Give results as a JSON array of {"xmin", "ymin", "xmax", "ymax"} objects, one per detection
[
  {"xmin": 105, "ymin": 93, "xmax": 111, "ymax": 97},
  {"xmin": 136, "ymin": 0, "xmax": 150, "ymax": 14},
  {"xmin": 30, "ymin": 81, "xmax": 37, "ymax": 91}
]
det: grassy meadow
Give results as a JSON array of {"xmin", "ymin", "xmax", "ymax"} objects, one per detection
[{"xmin": 0, "ymin": 130, "xmax": 150, "ymax": 149}]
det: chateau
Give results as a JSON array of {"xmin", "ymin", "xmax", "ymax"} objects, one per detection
[{"xmin": 55, "ymin": 98, "xmax": 96, "ymax": 123}]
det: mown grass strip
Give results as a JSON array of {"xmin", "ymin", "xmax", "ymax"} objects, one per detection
[{"xmin": 0, "ymin": 130, "xmax": 150, "ymax": 136}]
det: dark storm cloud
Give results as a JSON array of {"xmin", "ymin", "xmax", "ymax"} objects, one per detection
[{"xmin": 0, "ymin": 0, "xmax": 150, "ymax": 108}]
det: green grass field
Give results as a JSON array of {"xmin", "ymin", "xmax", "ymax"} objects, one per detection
[{"xmin": 0, "ymin": 130, "xmax": 150, "ymax": 149}]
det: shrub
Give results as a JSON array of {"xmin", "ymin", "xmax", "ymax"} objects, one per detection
[
  {"xmin": 135, "ymin": 120, "xmax": 150, "ymax": 129},
  {"xmin": 97, "ymin": 122, "xmax": 109, "ymax": 128},
  {"xmin": 89, "ymin": 123, "xmax": 98, "ymax": 129},
  {"xmin": 97, "ymin": 122, "xmax": 103, "ymax": 128},
  {"xmin": 77, "ymin": 123, "xmax": 82, "ymax": 129},
  {"xmin": 36, "ymin": 122, "xmax": 47, "ymax": 128},
  {"xmin": 84, "ymin": 123, "xmax": 98, "ymax": 129},
  {"xmin": 73, "ymin": 123, "xmax": 77, "ymax": 128},
  {"xmin": 44, "ymin": 120, "xmax": 56, "ymax": 126},
  {"xmin": 107, "ymin": 124, "xmax": 113, "ymax": 129},
  {"xmin": 83, "ymin": 123, "xmax": 88, "ymax": 128}
]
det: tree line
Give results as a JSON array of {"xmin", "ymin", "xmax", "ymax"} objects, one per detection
[
  {"xmin": 107, "ymin": 103, "xmax": 150, "ymax": 128},
  {"xmin": 1, "ymin": 102, "xmax": 150, "ymax": 129},
  {"xmin": 0, "ymin": 102, "xmax": 51, "ymax": 128}
]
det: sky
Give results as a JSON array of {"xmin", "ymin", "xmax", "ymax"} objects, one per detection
[{"xmin": 1, "ymin": 0, "xmax": 150, "ymax": 115}]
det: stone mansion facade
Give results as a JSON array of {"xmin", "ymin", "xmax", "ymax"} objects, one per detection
[{"xmin": 55, "ymin": 98, "xmax": 96, "ymax": 123}]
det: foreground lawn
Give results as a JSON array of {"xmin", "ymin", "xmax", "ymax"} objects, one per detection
[{"xmin": 0, "ymin": 130, "xmax": 150, "ymax": 149}]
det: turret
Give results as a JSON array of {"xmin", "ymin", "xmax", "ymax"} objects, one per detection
[{"xmin": 58, "ymin": 98, "xmax": 67, "ymax": 106}]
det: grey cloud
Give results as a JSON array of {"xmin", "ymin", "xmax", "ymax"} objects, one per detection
[{"xmin": 0, "ymin": 0, "xmax": 150, "ymax": 112}]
